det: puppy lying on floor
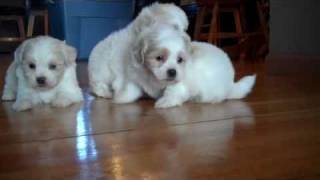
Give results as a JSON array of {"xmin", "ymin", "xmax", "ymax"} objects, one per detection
[
  {"xmin": 135, "ymin": 24, "xmax": 256, "ymax": 108},
  {"xmin": 88, "ymin": 2, "xmax": 189, "ymax": 103},
  {"xmin": 2, "ymin": 36, "xmax": 83, "ymax": 111}
]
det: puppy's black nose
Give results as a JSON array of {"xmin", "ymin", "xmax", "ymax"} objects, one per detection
[
  {"xmin": 167, "ymin": 69, "xmax": 176, "ymax": 78},
  {"xmin": 36, "ymin": 76, "xmax": 46, "ymax": 85}
]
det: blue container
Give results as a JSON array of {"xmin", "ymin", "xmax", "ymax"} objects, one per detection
[{"xmin": 48, "ymin": 0, "xmax": 134, "ymax": 60}]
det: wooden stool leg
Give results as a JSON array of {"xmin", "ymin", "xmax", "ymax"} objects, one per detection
[
  {"xmin": 17, "ymin": 17, "xmax": 26, "ymax": 41},
  {"xmin": 216, "ymin": 9, "xmax": 221, "ymax": 45},
  {"xmin": 257, "ymin": 0, "xmax": 268, "ymax": 41},
  {"xmin": 234, "ymin": 10, "xmax": 242, "ymax": 34},
  {"xmin": 233, "ymin": 9, "xmax": 247, "ymax": 60},
  {"xmin": 256, "ymin": 0, "xmax": 269, "ymax": 58},
  {"xmin": 239, "ymin": 3, "xmax": 246, "ymax": 32},
  {"xmin": 208, "ymin": 2, "xmax": 219, "ymax": 44},
  {"xmin": 27, "ymin": 14, "xmax": 35, "ymax": 37},
  {"xmin": 44, "ymin": 10, "xmax": 49, "ymax": 35},
  {"xmin": 194, "ymin": 7, "xmax": 205, "ymax": 40}
]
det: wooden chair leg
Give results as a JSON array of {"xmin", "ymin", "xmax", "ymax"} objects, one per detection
[
  {"xmin": 44, "ymin": 10, "xmax": 49, "ymax": 35},
  {"xmin": 194, "ymin": 7, "xmax": 205, "ymax": 40},
  {"xmin": 231, "ymin": 8, "xmax": 246, "ymax": 61},
  {"xmin": 208, "ymin": 2, "xmax": 219, "ymax": 44},
  {"xmin": 239, "ymin": 3, "xmax": 246, "ymax": 32},
  {"xmin": 234, "ymin": 9, "xmax": 242, "ymax": 34},
  {"xmin": 216, "ymin": 8, "xmax": 222, "ymax": 45},
  {"xmin": 257, "ymin": 0, "xmax": 268, "ymax": 41},
  {"xmin": 0, "ymin": 16, "xmax": 25, "ymax": 42},
  {"xmin": 27, "ymin": 15, "xmax": 35, "ymax": 37},
  {"xmin": 17, "ymin": 17, "xmax": 26, "ymax": 41}
]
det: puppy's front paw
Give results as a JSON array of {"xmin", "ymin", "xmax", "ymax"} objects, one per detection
[
  {"xmin": 92, "ymin": 84, "xmax": 112, "ymax": 99},
  {"xmin": 13, "ymin": 101, "xmax": 32, "ymax": 111},
  {"xmin": 2, "ymin": 93, "xmax": 15, "ymax": 101},
  {"xmin": 52, "ymin": 98, "xmax": 73, "ymax": 108},
  {"xmin": 113, "ymin": 94, "xmax": 138, "ymax": 104},
  {"xmin": 155, "ymin": 97, "xmax": 182, "ymax": 108}
]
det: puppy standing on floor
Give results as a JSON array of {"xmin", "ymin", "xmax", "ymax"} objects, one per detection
[
  {"xmin": 2, "ymin": 36, "xmax": 83, "ymax": 111},
  {"xmin": 134, "ymin": 24, "xmax": 256, "ymax": 108},
  {"xmin": 88, "ymin": 3, "xmax": 189, "ymax": 103}
]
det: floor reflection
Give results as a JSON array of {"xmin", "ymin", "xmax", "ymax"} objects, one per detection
[
  {"xmin": 156, "ymin": 100, "xmax": 255, "ymax": 126},
  {"xmin": 110, "ymin": 155, "xmax": 124, "ymax": 179},
  {"xmin": 0, "ymin": 88, "xmax": 257, "ymax": 179},
  {"xmin": 120, "ymin": 114, "xmax": 181, "ymax": 180},
  {"xmin": 101, "ymin": 100, "xmax": 256, "ymax": 179},
  {"xmin": 76, "ymin": 94, "xmax": 98, "ymax": 161},
  {"xmin": 1, "ymin": 100, "xmax": 83, "ymax": 142}
]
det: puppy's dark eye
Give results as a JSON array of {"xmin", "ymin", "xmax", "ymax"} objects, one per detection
[
  {"xmin": 156, "ymin": 55, "xmax": 164, "ymax": 62},
  {"xmin": 177, "ymin": 57, "xmax": 184, "ymax": 64},
  {"xmin": 29, "ymin": 63, "xmax": 36, "ymax": 69},
  {"xmin": 49, "ymin": 64, "xmax": 57, "ymax": 70}
]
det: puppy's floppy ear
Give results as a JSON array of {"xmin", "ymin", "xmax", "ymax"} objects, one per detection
[
  {"xmin": 14, "ymin": 40, "xmax": 28, "ymax": 64},
  {"xmin": 61, "ymin": 42, "xmax": 77, "ymax": 65},
  {"xmin": 133, "ymin": 14, "xmax": 155, "ymax": 35},
  {"xmin": 133, "ymin": 36, "xmax": 148, "ymax": 66},
  {"xmin": 182, "ymin": 33, "xmax": 192, "ymax": 54}
]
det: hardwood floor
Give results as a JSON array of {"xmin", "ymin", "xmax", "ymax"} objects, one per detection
[{"xmin": 0, "ymin": 54, "xmax": 319, "ymax": 179}]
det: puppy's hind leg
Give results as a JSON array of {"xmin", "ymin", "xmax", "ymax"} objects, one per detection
[
  {"xmin": 12, "ymin": 82, "xmax": 33, "ymax": 111},
  {"xmin": 113, "ymin": 81, "xmax": 143, "ymax": 104},
  {"xmin": 90, "ymin": 81, "xmax": 112, "ymax": 98},
  {"xmin": 155, "ymin": 82, "xmax": 190, "ymax": 108},
  {"xmin": 89, "ymin": 68, "xmax": 113, "ymax": 98},
  {"xmin": 2, "ymin": 63, "xmax": 17, "ymax": 101},
  {"xmin": 198, "ymin": 90, "xmax": 225, "ymax": 104}
]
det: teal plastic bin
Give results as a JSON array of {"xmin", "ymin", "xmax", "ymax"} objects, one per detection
[{"xmin": 48, "ymin": 0, "xmax": 134, "ymax": 60}]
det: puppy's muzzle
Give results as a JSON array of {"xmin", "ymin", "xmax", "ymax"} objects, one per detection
[
  {"xmin": 36, "ymin": 76, "xmax": 46, "ymax": 86},
  {"xmin": 167, "ymin": 69, "xmax": 177, "ymax": 80}
]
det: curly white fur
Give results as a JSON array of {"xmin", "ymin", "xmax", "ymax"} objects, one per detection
[
  {"xmin": 88, "ymin": 3, "xmax": 188, "ymax": 103},
  {"xmin": 2, "ymin": 36, "xmax": 83, "ymax": 111},
  {"xmin": 155, "ymin": 43, "xmax": 256, "ymax": 108}
]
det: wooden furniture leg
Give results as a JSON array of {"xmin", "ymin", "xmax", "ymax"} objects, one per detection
[
  {"xmin": 208, "ymin": 1, "xmax": 219, "ymax": 44},
  {"xmin": 27, "ymin": 14, "xmax": 35, "ymax": 37},
  {"xmin": 0, "ymin": 16, "xmax": 26, "ymax": 42}
]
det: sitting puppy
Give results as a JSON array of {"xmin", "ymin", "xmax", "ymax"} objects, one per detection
[
  {"xmin": 88, "ymin": 2, "xmax": 189, "ymax": 103},
  {"xmin": 2, "ymin": 36, "xmax": 83, "ymax": 111},
  {"xmin": 134, "ymin": 24, "xmax": 256, "ymax": 108}
]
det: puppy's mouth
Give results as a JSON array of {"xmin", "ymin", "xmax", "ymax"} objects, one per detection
[
  {"xmin": 36, "ymin": 85, "xmax": 50, "ymax": 90},
  {"xmin": 34, "ymin": 84, "xmax": 53, "ymax": 90},
  {"xmin": 38, "ymin": 84, "xmax": 48, "ymax": 88},
  {"xmin": 165, "ymin": 78, "xmax": 178, "ymax": 84}
]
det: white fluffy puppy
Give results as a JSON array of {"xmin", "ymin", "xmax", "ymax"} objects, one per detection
[
  {"xmin": 155, "ymin": 41, "xmax": 256, "ymax": 108},
  {"xmin": 88, "ymin": 2, "xmax": 188, "ymax": 103},
  {"xmin": 134, "ymin": 25, "xmax": 256, "ymax": 108},
  {"xmin": 2, "ymin": 36, "xmax": 83, "ymax": 111}
]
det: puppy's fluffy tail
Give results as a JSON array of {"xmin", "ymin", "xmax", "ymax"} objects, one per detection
[{"xmin": 227, "ymin": 75, "xmax": 256, "ymax": 100}]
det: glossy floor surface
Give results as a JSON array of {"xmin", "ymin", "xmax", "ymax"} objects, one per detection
[{"xmin": 0, "ymin": 55, "xmax": 319, "ymax": 179}]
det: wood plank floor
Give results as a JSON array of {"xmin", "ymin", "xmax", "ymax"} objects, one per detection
[{"xmin": 0, "ymin": 54, "xmax": 319, "ymax": 179}]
